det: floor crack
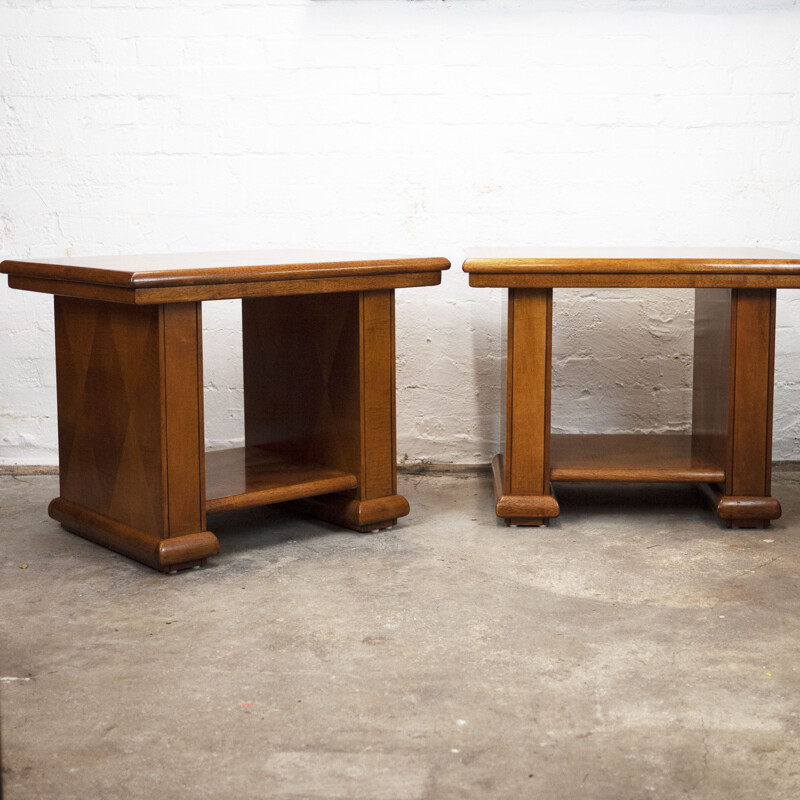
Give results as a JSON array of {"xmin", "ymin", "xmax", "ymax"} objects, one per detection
[{"xmin": 735, "ymin": 556, "xmax": 780, "ymax": 578}]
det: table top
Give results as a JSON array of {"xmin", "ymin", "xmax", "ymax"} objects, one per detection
[
  {"xmin": 463, "ymin": 247, "xmax": 800, "ymax": 289},
  {"xmin": 2, "ymin": 249, "xmax": 451, "ymax": 304}
]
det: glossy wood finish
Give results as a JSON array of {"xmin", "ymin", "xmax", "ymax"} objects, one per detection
[
  {"xmin": 698, "ymin": 485, "xmax": 782, "ymax": 524},
  {"xmin": 689, "ymin": 287, "xmax": 781, "ymax": 527},
  {"xmin": 550, "ymin": 434, "xmax": 726, "ymax": 483},
  {"xmin": 724, "ymin": 289, "xmax": 778, "ymax": 527},
  {"xmin": 466, "ymin": 273, "xmax": 800, "ymax": 290},
  {"xmin": 691, "ymin": 289, "xmax": 732, "ymax": 475},
  {"xmin": 49, "ymin": 498, "xmax": 218, "ymax": 571},
  {"xmin": 205, "ymin": 446, "xmax": 358, "ymax": 514},
  {"xmin": 493, "ymin": 455, "xmax": 560, "ymax": 525},
  {"xmin": 501, "ymin": 288, "xmax": 557, "ymax": 526},
  {"xmin": 464, "ymin": 249, "xmax": 800, "ymax": 527},
  {"xmin": 2, "ymin": 251, "xmax": 449, "ymax": 569},
  {"xmin": 240, "ymin": 290, "xmax": 404, "ymax": 531},
  {"xmin": 2, "ymin": 249, "xmax": 450, "ymax": 284},
  {"xmin": 465, "ymin": 248, "xmax": 800, "ymax": 290},
  {"xmin": 242, "ymin": 292, "xmax": 362, "ymax": 474},
  {"xmin": 7, "ymin": 271, "xmax": 441, "ymax": 305},
  {"xmin": 3, "ymin": 250, "xmax": 449, "ymax": 304},
  {"xmin": 50, "ymin": 296, "xmax": 216, "ymax": 571}
]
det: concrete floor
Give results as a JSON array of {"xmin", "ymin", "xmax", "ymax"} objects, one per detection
[{"xmin": 2, "ymin": 469, "xmax": 800, "ymax": 799}]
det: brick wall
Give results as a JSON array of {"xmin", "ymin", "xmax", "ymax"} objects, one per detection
[{"xmin": 1, "ymin": 0, "xmax": 799, "ymax": 465}]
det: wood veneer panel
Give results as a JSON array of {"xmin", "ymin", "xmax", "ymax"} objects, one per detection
[
  {"xmin": 505, "ymin": 288, "xmax": 552, "ymax": 496},
  {"xmin": 691, "ymin": 288, "xmax": 732, "ymax": 472},
  {"xmin": 162, "ymin": 302, "xmax": 206, "ymax": 537},
  {"xmin": 54, "ymin": 296, "xmax": 167, "ymax": 535},
  {"xmin": 205, "ymin": 446, "xmax": 358, "ymax": 514},
  {"xmin": 360, "ymin": 290, "xmax": 397, "ymax": 500},
  {"xmin": 550, "ymin": 434, "xmax": 725, "ymax": 483},
  {"xmin": 729, "ymin": 289, "xmax": 776, "ymax": 498},
  {"xmin": 52, "ymin": 297, "xmax": 212, "ymax": 567},
  {"xmin": 242, "ymin": 290, "xmax": 405, "ymax": 530},
  {"xmin": 242, "ymin": 292, "xmax": 362, "ymax": 478}
]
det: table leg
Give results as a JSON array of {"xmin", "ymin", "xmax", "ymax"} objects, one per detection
[
  {"xmin": 242, "ymin": 290, "xmax": 408, "ymax": 532},
  {"xmin": 693, "ymin": 288, "xmax": 781, "ymax": 527},
  {"xmin": 48, "ymin": 297, "xmax": 219, "ymax": 571},
  {"xmin": 494, "ymin": 288, "xmax": 560, "ymax": 526}
]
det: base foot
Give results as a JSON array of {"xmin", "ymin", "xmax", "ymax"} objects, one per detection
[
  {"xmin": 697, "ymin": 483, "xmax": 781, "ymax": 528},
  {"xmin": 283, "ymin": 493, "xmax": 409, "ymax": 533},
  {"xmin": 492, "ymin": 454, "xmax": 559, "ymax": 526},
  {"xmin": 49, "ymin": 497, "xmax": 220, "ymax": 572}
]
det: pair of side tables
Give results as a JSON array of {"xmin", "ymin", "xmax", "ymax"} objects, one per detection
[{"xmin": 3, "ymin": 248, "xmax": 799, "ymax": 572}]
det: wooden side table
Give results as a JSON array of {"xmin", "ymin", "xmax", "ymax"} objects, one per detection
[
  {"xmin": 463, "ymin": 248, "xmax": 800, "ymax": 529},
  {"xmin": 2, "ymin": 250, "xmax": 450, "ymax": 571}
]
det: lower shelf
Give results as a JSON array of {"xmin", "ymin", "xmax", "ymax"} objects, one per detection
[
  {"xmin": 205, "ymin": 445, "xmax": 358, "ymax": 514},
  {"xmin": 549, "ymin": 434, "xmax": 726, "ymax": 483}
]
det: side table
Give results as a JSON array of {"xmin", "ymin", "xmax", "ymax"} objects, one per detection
[
  {"xmin": 463, "ymin": 247, "xmax": 800, "ymax": 529},
  {"xmin": 2, "ymin": 250, "xmax": 450, "ymax": 571}
]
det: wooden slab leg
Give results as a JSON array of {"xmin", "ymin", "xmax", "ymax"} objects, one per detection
[
  {"xmin": 49, "ymin": 297, "xmax": 218, "ymax": 571},
  {"xmin": 242, "ymin": 290, "xmax": 408, "ymax": 532},
  {"xmin": 693, "ymin": 288, "xmax": 781, "ymax": 528},
  {"xmin": 495, "ymin": 288, "xmax": 559, "ymax": 526}
]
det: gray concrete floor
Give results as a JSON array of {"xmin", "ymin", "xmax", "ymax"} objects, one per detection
[{"xmin": 2, "ymin": 469, "xmax": 800, "ymax": 799}]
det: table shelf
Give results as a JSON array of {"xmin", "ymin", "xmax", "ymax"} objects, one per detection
[
  {"xmin": 1, "ymin": 250, "xmax": 450, "ymax": 570},
  {"xmin": 549, "ymin": 434, "xmax": 726, "ymax": 483},
  {"xmin": 205, "ymin": 445, "xmax": 358, "ymax": 514},
  {"xmin": 464, "ymin": 249, "xmax": 798, "ymax": 527}
]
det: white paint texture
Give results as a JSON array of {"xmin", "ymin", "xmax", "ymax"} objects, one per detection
[{"xmin": 1, "ymin": 0, "xmax": 800, "ymax": 466}]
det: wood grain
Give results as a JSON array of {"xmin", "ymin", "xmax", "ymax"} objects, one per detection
[
  {"xmin": 2, "ymin": 250, "xmax": 450, "ymax": 288},
  {"xmin": 698, "ymin": 484, "xmax": 781, "ymax": 527},
  {"xmin": 505, "ymin": 288, "xmax": 552, "ymax": 497},
  {"xmin": 163, "ymin": 303, "xmax": 206, "ymax": 537},
  {"xmin": 242, "ymin": 292, "xmax": 362, "ymax": 475},
  {"xmin": 464, "ymin": 249, "xmax": 800, "ymax": 290},
  {"xmin": 49, "ymin": 497, "xmax": 219, "ymax": 572},
  {"xmin": 7, "ymin": 271, "xmax": 443, "ymax": 305},
  {"xmin": 492, "ymin": 289, "xmax": 558, "ymax": 525},
  {"xmin": 54, "ymin": 296, "xmax": 168, "ymax": 535},
  {"xmin": 549, "ymin": 434, "xmax": 725, "ymax": 482},
  {"xmin": 242, "ymin": 290, "xmax": 406, "ymax": 531},
  {"xmin": 285, "ymin": 493, "xmax": 410, "ymax": 532},
  {"xmin": 360, "ymin": 290, "xmax": 397, "ymax": 501},
  {"xmin": 467, "ymin": 249, "xmax": 795, "ymax": 527},
  {"xmin": 689, "ymin": 288, "xmax": 781, "ymax": 526},
  {"xmin": 491, "ymin": 454, "xmax": 559, "ymax": 526},
  {"xmin": 51, "ymin": 296, "xmax": 215, "ymax": 569},
  {"xmin": 729, "ymin": 289, "xmax": 776, "ymax": 498},
  {"xmin": 467, "ymin": 273, "xmax": 800, "ymax": 290},
  {"xmin": 205, "ymin": 446, "xmax": 358, "ymax": 514},
  {"xmin": 6, "ymin": 252, "xmax": 449, "ymax": 570},
  {"xmin": 691, "ymin": 289, "xmax": 732, "ymax": 475},
  {"xmin": 464, "ymin": 247, "xmax": 800, "ymax": 272}
]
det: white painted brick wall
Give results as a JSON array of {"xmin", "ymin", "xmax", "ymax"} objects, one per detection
[{"xmin": 2, "ymin": 0, "xmax": 800, "ymax": 466}]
